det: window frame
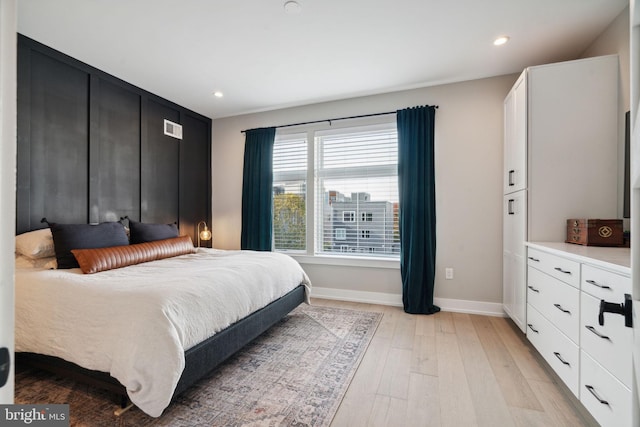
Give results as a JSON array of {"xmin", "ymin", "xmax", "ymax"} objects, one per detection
[
  {"xmin": 343, "ymin": 211, "xmax": 356, "ymax": 222},
  {"xmin": 273, "ymin": 118, "xmax": 400, "ymax": 269}
]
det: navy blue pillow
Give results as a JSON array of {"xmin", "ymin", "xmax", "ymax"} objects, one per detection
[
  {"xmin": 49, "ymin": 222, "xmax": 129, "ymax": 269},
  {"xmin": 128, "ymin": 220, "xmax": 179, "ymax": 244}
]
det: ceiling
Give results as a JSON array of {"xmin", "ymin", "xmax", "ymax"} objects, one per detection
[{"xmin": 17, "ymin": 0, "xmax": 628, "ymax": 119}]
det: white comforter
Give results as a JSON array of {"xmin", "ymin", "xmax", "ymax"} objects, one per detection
[{"xmin": 15, "ymin": 249, "xmax": 311, "ymax": 417}]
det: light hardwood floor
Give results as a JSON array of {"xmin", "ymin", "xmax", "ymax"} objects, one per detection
[{"xmin": 311, "ymin": 298, "xmax": 599, "ymax": 427}]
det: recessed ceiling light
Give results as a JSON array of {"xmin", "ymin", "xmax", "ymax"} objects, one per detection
[
  {"xmin": 494, "ymin": 36, "xmax": 510, "ymax": 46},
  {"xmin": 213, "ymin": 91, "xmax": 224, "ymax": 98},
  {"xmin": 284, "ymin": 1, "xmax": 301, "ymax": 15}
]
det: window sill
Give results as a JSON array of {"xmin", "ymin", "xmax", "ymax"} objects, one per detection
[{"xmin": 289, "ymin": 254, "xmax": 400, "ymax": 269}]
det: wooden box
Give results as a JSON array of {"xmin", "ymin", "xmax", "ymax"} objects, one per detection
[{"xmin": 566, "ymin": 219, "xmax": 624, "ymax": 246}]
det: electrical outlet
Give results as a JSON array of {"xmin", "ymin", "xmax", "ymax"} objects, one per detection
[{"xmin": 445, "ymin": 267, "xmax": 454, "ymax": 280}]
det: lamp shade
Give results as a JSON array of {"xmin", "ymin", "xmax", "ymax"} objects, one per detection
[
  {"xmin": 197, "ymin": 221, "xmax": 212, "ymax": 247},
  {"xmin": 199, "ymin": 228, "xmax": 212, "ymax": 241}
]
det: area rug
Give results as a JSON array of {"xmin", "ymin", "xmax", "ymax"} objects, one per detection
[{"xmin": 15, "ymin": 304, "xmax": 382, "ymax": 427}]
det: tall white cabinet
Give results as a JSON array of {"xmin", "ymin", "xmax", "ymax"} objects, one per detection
[{"xmin": 503, "ymin": 55, "xmax": 620, "ymax": 332}]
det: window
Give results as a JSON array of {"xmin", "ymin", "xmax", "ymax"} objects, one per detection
[
  {"xmin": 316, "ymin": 123, "xmax": 399, "ymax": 258},
  {"xmin": 272, "ymin": 121, "xmax": 400, "ymax": 260},
  {"xmin": 343, "ymin": 211, "xmax": 355, "ymax": 222},
  {"xmin": 273, "ymin": 133, "xmax": 307, "ymax": 252}
]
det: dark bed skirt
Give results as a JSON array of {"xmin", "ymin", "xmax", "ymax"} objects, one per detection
[{"xmin": 17, "ymin": 284, "xmax": 307, "ymax": 405}]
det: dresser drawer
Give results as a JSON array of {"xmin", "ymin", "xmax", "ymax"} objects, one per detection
[
  {"xmin": 581, "ymin": 292, "xmax": 632, "ymax": 388},
  {"xmin": 580, "ymin": 350, "xmax": 632, "ymax": 427},
  {"xmin": 527, "ymin": 266, "xmax": 579, "ymax": 343},
  {"xmin": 526, "ymin": 304, "xmax": 547, "ymax": 353},
  {"xmin": 527, "ymin": 248, "xmax": 580, "ymax": 288},
  {"xmin": 581, "ymin": 264, "xmax": 631, "ymax": 301},
  {"xmin": 526, "ymin": 304, "xmax": 579, "ymax": 396}
]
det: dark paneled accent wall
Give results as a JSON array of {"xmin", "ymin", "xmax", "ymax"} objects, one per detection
[
  {"xmin": 180, "ymin": 113, "xmax": 212, "ymax": 240},
  {"xmin": 19, "ymin": 49, "xmax": 90, "ymax": 227},
  {"xmin": 91, "ymin": 78, "xmax": 141, "ymax": 223},
  {"xmin": 16, "ymin": 35, "xmax": 212, "ymax": 245},
  {"xmin": 142, "ymin": 100, "xmax": 180, "ymax": 225}
]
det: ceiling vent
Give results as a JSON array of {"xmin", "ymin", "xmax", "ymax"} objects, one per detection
[{"xmin": 164, "ymin": 119, "xmax": 183, "ymax": 140}]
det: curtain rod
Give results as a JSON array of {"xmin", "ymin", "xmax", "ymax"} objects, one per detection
[{"xmin": 240, "ymin": 106, "xmax": 439, "ymax": 134}]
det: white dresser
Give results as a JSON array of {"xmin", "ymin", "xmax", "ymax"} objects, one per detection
[{"xmin": 525, "ymin": 242, "xmax": 633, "ymax": 427}]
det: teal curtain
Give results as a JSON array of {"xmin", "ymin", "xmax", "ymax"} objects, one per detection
[
  {"xmin": 397, "ymin": 106, "xmax": 440, "ymax": 314},
  {"xmin": 241, "ymin": 127, "xmax": 276, "ymax": 251}
]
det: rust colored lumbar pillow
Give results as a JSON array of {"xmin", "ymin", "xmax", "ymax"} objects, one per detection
[{"xmin": 71, "ymin": 235, "xmax": 195, "ymax": 274}]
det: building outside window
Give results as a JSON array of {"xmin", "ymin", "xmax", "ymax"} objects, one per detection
[{"xmin": 326, "ymin": 191, "xmax": 397, "ymax": 255}]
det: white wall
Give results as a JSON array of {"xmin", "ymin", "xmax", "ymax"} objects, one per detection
[
  {"xmin": 582, "ymin": 6, "xmax": 630, "ymax": 111},
  {"xmin": 0, "ymin": 0, "xmax": 17, "ymax": 404},
  {"xmin": 213, "ymin": 75, "xmax": 516, "ymax": 308},
  {"xmin": 581, "ymin": 6, "xmax": 631, "ymax": 221}
]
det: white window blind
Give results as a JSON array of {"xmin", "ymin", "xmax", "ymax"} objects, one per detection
[
  {"xmin": 315, "ymin": 124, "xmax": 399, "ymax": 258},
  {"xmin": 273, "ymin": 133, "xmax": 307, "ymax": 252}
]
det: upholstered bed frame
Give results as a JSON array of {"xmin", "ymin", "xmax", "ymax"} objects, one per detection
[
  {"xmin": 15, "ymin": 34, "xmax": 307, "ymax": 412},
  {"xmin": 17, "ymin": 284, "xmax": 306, "ymax": 407}
]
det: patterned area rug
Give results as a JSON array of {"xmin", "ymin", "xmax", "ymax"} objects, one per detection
[{"xmin": 15, "ymin": 304, "xmax": 382, "ymax": 426}]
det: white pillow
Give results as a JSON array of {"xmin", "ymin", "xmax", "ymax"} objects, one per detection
[
  {"xmin": 15, "ymin": 254, "xmax": 57, "ymax": 270},
  {"xmin": 15, "ymin": 228, "xmax": 55, "ymax": 259}
]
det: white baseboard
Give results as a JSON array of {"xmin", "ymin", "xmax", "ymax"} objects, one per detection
[
  {"xmin": 311, "ymin": 287, "xmax": 404, "ymax": 307},
  {"xmin": 310, "ymin": 287, "xmax": 506, "ymax": 317}
]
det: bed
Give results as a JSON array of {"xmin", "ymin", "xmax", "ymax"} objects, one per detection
[{"xmin": 13, "ymin": 226, "xmax": 311, "ymax": 417}]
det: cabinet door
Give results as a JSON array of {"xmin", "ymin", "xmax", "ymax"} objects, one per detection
[
  {"xmin": 503, "ymin": 191, "xmax": 527, "ymax": 332},
  {"xmin": 504, "ymin": 73, "xmax": 527, "ymax": 194},
  {"xmin": 503, "ymin": 250, "xmax": 514, "ymax": 318}
]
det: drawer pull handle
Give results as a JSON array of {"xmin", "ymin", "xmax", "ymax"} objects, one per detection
[
  {"xmin": 527, "ymin": 257, "xmax": 540, "ymax": 262},
  {"xmin": 527, "ymin": 324, "xmax": 539, "ymax": 333},
  {"xmin": 553, "ymin": 303, "xmax": 571, "ymax": 314},
  {"xmin": 585, "ymin": 385, "xmax": 609, "ymax": 406},
  {"xmin": 585, "ymin": 325, "xmax": 610, "ymax": 340},
  {"xmin": 527, "ymin": 285, "xmax": 540, "ymax": 293},
  {"xmin": 508, "ymin": 170, "xmax": 515, "ymax": 186},
  {"xmin": 553, "ymin": 352, "xmax": 570, "ymax": 366},
  {"xmin": 585, "ymin": 279, "xmax": 611, "ymax": 290},
  {"xmin": 554, "ymin": 267, "xmax": 571, "ymax": 275}
]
